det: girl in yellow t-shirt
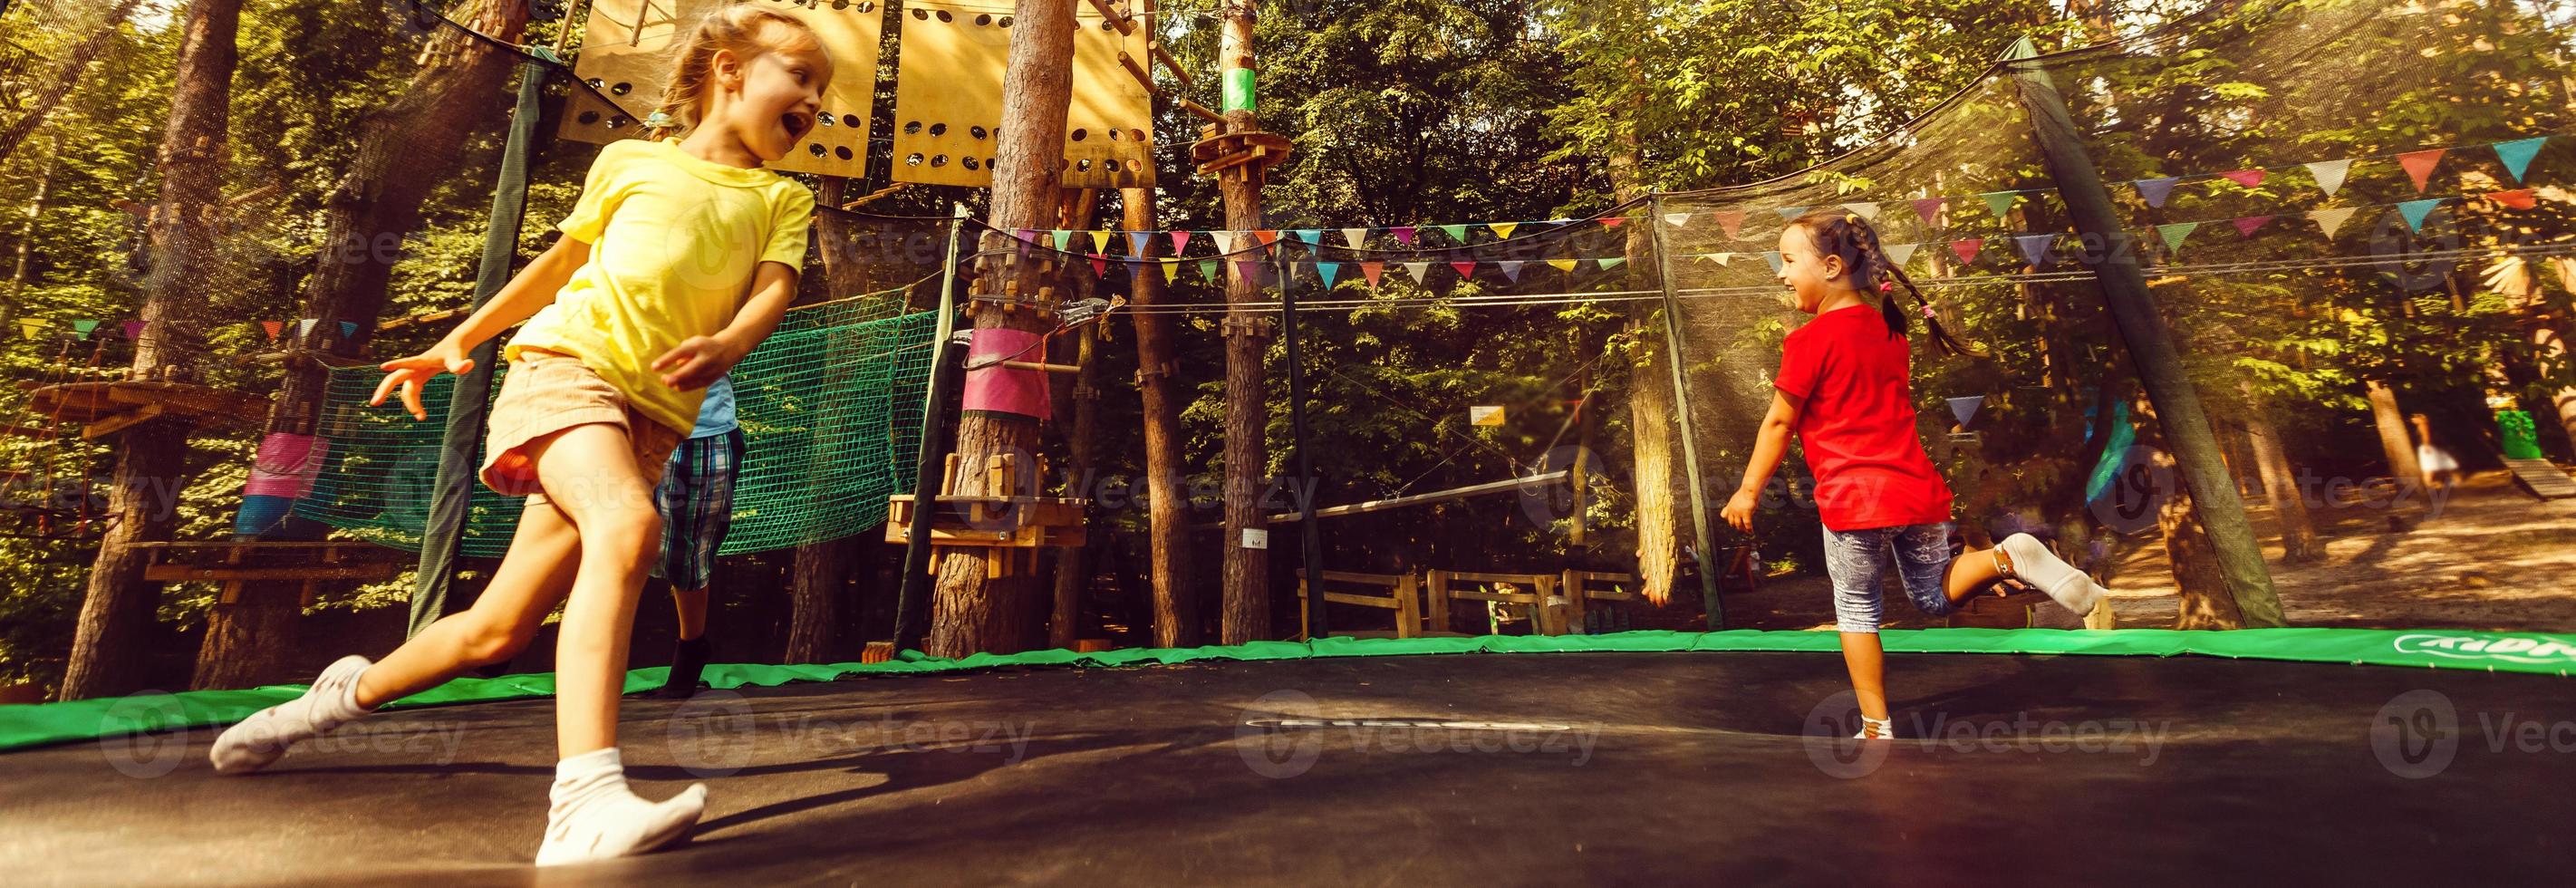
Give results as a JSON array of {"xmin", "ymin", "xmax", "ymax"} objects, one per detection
[{"xmin": 208, "ymin": 5, "xmax": 828, "ymax": 865}]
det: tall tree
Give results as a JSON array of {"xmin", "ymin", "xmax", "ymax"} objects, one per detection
[{"xmin": 62, "ymin": 0, "xmax": 245, "ymax": 700}]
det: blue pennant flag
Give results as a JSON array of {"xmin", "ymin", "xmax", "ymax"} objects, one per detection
[
  {"xmin": 2397, "ymin": 198, "xmax": 2446, "ymax": 232},
  {"xmin": 2492, "ymin": 137, "xmax": 2548, "ymax": 184}
]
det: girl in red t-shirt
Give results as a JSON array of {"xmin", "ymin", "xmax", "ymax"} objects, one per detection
[{"xmin": 1720, "ymin": 209, "xmax": 2105, "ymax": 740}]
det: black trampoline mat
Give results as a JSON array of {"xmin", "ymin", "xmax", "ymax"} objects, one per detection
[{"xmin": 4, "ymin": 652, "xmax": 2572, "ymax": 885}]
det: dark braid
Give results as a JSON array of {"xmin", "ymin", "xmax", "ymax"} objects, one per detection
[{"xmin": 1787, "ymin": 208, "xmax": 1984, "ymax": 357}]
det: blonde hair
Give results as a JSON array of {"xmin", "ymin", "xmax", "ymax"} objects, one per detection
[{"xmin": 648, "ymin": 5, "xmax": 822, "ymax": 138}]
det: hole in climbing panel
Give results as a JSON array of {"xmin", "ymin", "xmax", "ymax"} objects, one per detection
[
  {"xmin": 971, "ymin": 126, "xmax": 989, "ymax": 140},
  {"xmin": 906, "ymin": 153, "xmax": 924, "ymax": 166},
  {"xmin": 1070, "ymin": 128, "xmax": 1087, "ymax": 141},
  {"xmin": 930, "ymin": 122, "xmax": 948, "ymax": 136},
  {"xmin": 903, "ymin": 121, "xmax": 921, "ymax": 134},
  {"xmin": 836, "ymin": 146, "xmax": 854, "ymax": 160},
  {"xmin": 931, "ymin": 155, "xmax": 949, "ymax": 167}
]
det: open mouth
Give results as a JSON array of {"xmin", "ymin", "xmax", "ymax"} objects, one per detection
[{"xmin": 780, "ymin": 112, "xmax": 810, "ymax": 140}]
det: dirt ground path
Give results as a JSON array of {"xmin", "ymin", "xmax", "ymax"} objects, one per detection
[{"xmin": 1722, "ymin": 469, "xmax": 2576, "ymax": 633}]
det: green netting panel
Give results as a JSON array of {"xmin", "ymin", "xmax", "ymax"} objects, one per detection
[
  {"xmin": 1653, "ymin": 0, "xmax": 2576, "ymax": 581},
  {"xmin": 293, "ymin": 208, "xmax": 956, "ymax": 557}
]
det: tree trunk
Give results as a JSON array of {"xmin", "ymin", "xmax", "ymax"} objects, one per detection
[
  {"xmin": 191, "ymin": 582, "xmax": 304, "ymax": 690},
  {"xmin": 2134, "ymin": 401, "xmax": 2243, "ymax": 629},
  {"xmin": 62, "ymin": 0, "xmax": 241, "ymax": 700},
  {"xmin": 2237, "ymin": 381, "xmax": 2321, "ymax": 563},
  {"xmin": 1123, "ymin": 187, "xmax": 1195, "ymax": 647},
  {"xmin": 1047, "ymin": 191, "xmax": 1102, "ymax": 650},
  {"xmin": 2365, "ymin": 379, "xmax": 2422, "ymax": 487},
  {"xmin": 1603, "ymin": 102, "xmax": 1678, "ymax": 605},
  {"xmin": 1214, "ymin": 0, "xmax": 1269, "ymax": 644},
  {"xmin": 0, "ymin": 0, "xmax": 145, "ymax": 167},
  {"xmin": 927, "ymin": 0, "xmax": 1079, "ymax": 658},
  {"xmin": 0, "ymin": 132, "xmax": 57, "ymax": 327},
  {"xmin": 785, "ymin": 541, "xmax": 843, "ymax": 662}
]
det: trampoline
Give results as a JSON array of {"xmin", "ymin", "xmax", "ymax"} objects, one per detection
[{"xmin": 4, "ymin": 641, "xmax": 2572, "ymax": 884}]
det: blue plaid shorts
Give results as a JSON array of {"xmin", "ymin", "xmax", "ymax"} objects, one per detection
[
  {"xmin": 651, "ymin": 430, "xmax": 744, "ymax": 590},
  {"xmin": 1823, "ymin": 522, "xmax": 1960, "ymax": 633}
]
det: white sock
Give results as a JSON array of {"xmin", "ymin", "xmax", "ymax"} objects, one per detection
[
  {"xmin": 1998, "ymin": 533, "xmax": 2107, "ymax": 616},
  {"xmin": 208, "ymin": 655, "xmax": 374, "ymax": 774},
  {"xmin": 536, "ymin": 748, "xmax": 708, "ymax": 866}
]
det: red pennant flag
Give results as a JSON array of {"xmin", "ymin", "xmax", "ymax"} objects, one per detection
[
  {"xmin": 1392, "ymin": 226, "xmax": 1417, "ymax": 246},
  {"xmin": 1089, "ymin": 255, "xmax": 1110, "ymax": 278},
  {"xmin": 1360, "ymin": 262, "xmax": 1384, "ymax": 288},
  {"xmin": 1713, "ymin": 211, "xmax": 1747, "ymax": 239},
  {"xmin": 1448, "ymin": 261, "xmax": 1476, "ymax": 279},
  {"xmin": 1597, "ymin": 217, "xmax": 1626, "ymax": 228},
  {"xmin": 2232, "ymin": 216, "xmax": 2272, "ymax": 236},
  {"xmin": 261, "ymin": 321, "xmax": 284, "ymax": 340},
  {"xmin": 2219, "ymin": 169, "xmax": 2267, "ymax": 188},
  {"xmin": 2487, "ymin": 188, "xmax": 2538, "ymax": 210},
  {"xmin": 1911, "ymin": 198, "xmax": 1946, "ymax": 226},
  {"xmin": 123, "ymin": 321, "xmax": 146, "ymax": 340},
  {"xmin": 1253, "ymin": 230, "xmax": 1281, "ymax": 248},
  {"xmin": 2398, "ymin": 149, "xmax": 2446, "ymax": 193},
  {"xmin": 1949, "ymin": 238, "xmax": 1984, "ymax": 264},
  {"xmin": 1170, "ymin": 230, "xmax": 1192, "ymax": 254}
]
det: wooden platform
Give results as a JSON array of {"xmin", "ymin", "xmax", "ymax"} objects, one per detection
[
  {"xmin": 131, "ymin": 541, "xmax": 408, "ymax": 603},
  {"xmin": 26, "ymin": 381, "xmax": 272, "ymax": 439},
  {"xmin": 2503, "ymin": 458, "xmax": 2576, "ymax": 500}
]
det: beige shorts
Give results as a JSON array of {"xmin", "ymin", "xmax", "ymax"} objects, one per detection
[{"xmin": 480, "ymin": 348, "xmax": 684, "ymax": 504}]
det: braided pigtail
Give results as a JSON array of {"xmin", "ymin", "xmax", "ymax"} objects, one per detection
[{"xmin": 1845, "ymin": 214, "xmax": 1984, "ymax": 358}]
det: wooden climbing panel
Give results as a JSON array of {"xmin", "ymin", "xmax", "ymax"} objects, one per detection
[
  {"xmin": 888, "ymin": 0, "xmax": 1154, "ymax": 189},
  {"xmin": 27, "ymin": 381, "xmax": 273, "ymax": 439},
  {"xmin": 558, "ymin": 0, "xmax": 886, "ymax": 179}
]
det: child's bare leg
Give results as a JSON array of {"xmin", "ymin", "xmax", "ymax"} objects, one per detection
[
  {"xmin": 1942, "ymin": 545, "xmax": 2008, "ymax": 604},
  {"xmin": 1839, "ymin": 632, "xmax": 1890, "ymax": 724},
  {"xmin": 671, "ymin": 588, "xmax": 709, "ymax": 641},
  {"xmin": 355, "ymin": 497, "xmax": 583, "ymax": 708},
  {"xmin": 528, "ymin": 422, "xmax": 664, "ymax": 757}
]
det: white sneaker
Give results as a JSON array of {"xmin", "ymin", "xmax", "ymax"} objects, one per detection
[
  {"xmin": 535, "ymin": 748, "xmax": 707, "ymax": 866},
  {"xmin": 1998, "ymin": 533, "xmax": 2108, "ymax": 617},
  {"xmin": 208, "ymin": 655, "xmax": 373, "ymax": 775},
  {"xmin": 1853, "ymin": 716, "xmax": 1893, "ymax": 739}
]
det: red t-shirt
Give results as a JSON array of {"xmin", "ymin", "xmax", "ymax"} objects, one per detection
[{"xmin": 1773, "ymin": 304, "xmax": 1954, "ymax": 532}]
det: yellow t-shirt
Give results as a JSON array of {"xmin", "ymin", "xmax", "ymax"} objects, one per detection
[{"xmin": 506, "ymin": 138, "xmax": 815, "ymax": 434}]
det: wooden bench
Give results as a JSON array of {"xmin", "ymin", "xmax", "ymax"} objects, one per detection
[{"xmin": 1296, "ymin": 569, "xmax": 1428, "ymax": 640}]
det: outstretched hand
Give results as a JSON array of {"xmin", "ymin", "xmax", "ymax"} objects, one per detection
[
  {"xmin": 371, "ymin": 343, "xmax": 476, "ymax": 421},
  {"xmin": 1721, "ymin": 488, "xmax": 1761, "ymax": 535},
  {"xmin": 652, "ymin": 335, "xmax": 738, "ymax": 391}
]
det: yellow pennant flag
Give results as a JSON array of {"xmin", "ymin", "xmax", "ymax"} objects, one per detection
[
  {"xmin": 1490, "ymin": 222, "xmax": 1520, "ymax": 239},
  {"xmin": 1160, "ymin": 258, "xmax": 1180, "ymax": 282},
  {"xmin": 1546, "ymin": 258, "xmax": 1578, "ymax": 273}
]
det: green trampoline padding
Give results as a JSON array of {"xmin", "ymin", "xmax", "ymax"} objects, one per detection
[{"xmin": 4, "ymin": 627, "xmax": 2570, "ymax": 752}]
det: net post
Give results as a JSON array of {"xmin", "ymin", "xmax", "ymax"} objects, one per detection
[
  {"xmin": 1279, "ymin": 236, "xmax": 1327, "ymax": 639},
  {"xmin": 405, "ymin": 59, "xmax": 546, "ymax": 638},
  {"xmin": 2002, "ymin": 36, "xmax": 2282, "ymax": 626},
  {"xmin": 1645, "ymin": 193, "xmax": 1728, "ymax": 631},
  {"xmin": 893, "ymin": 204, "xmax": 973, "ymax": 654}
]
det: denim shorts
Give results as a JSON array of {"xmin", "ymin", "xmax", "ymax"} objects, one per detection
[{"xmin": 1824, "ymin": 522, "xmax": 1959, "ymax": 633}]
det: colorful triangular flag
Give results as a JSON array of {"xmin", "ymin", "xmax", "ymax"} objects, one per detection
[
  {"xmin": 2308, "ymin": 207, "xmax": 2359, "ymax": 237},
  {"xmin": 1291, "ymin": 229, "xmax": 1321, "ymax": 247},
  {"xmin": 1661, "ymin": 212, "xmax": 1692, "ymax": 227},
  {"xmin": 1490, "ymin": 222, "xmax": 1520, "ymax": 239},
  {"xmin": 340, "ymin": 321, "xmax": 359, "ymax": 339},
  {"xmin": 1597, "ymin": 217, "xmax": 1627, "ymax": 228},
  {"xmin": 2397, "ymin": 149, "xmax": 2446, "ymax": 193},
  {"xmin": 1597, "ymin": 257, "xmax": 1626, "ymax": 271},
  {"xmin": 1341, "ymin": 227, "xmax": 1368, "ymax": 249},
  {"xmin": 2014, "ymin": 233, "xmax": 2055, "ymax": 265},
  {"xmin": 2134, "ymin": 178, "xmax": 2180, "ymax": 208},
  {"xmin": 1392, "ymin": 227, "xmax": 1417, "ymax": 246},
  {"xmin": 72, "ymin": 319, "xmax": 99, "ymax": 338},
  {"xmin": 1171, "ymin": 230, "xmax": 1192, "ymax": 254},
  {"xmin": 2397, "ymin": 198, "xmax": 2445, "ymax": 232},
  {"xmin": 1404, "ymin": 262, "xmax": 1433, "ymax": 284},
  {"xmin": 2306, "ymin": 159, "xmax": 2353, "ymax": 198},
  {"xmin": 1199, "ymin": 259, "xmax": 1220, "ymax": 281},
  {"xmin": 2232, "ymin": 216, "xmax": 2272, "ymax": 237},
  {"xmin": 1253, "ymin": 230, "xmax": 1282, "ymax": 248},
  {"xmin": 1127, "ymin": 231, "xmax": 1153, "ymax": 256},
  {"xmin": 262, "ymin": 321, "xmax": 284, "ymax": 340},
  {"xmin": 1210, "ymin": 230, "xmax": 1237, "ymax": 253},
  {"xmin": 1050, "ymin": 230, "xmax": 1074, "ymax": 252},
  {"xmin": 1448, "ymin": 260, "xmax": 1476, "ymax": 279},
  {"xmin": 2218, "ymin": 169, "xmax": 2267, "ymax": 189},
  {"xmin": 1946, "ymin": 395, "xmax": 1985, "ymax": 427},
  {"xmin": 2156, "ymin": 221, "xmax": 2199, "ymax": 252},
  {"xmin": 1497, "ymin": 260, "xmax": 1525, "ymax": 282},
  {"xmin": 2487, "ymin": 188, "xmax": 2538, "ymax": 210},
  {"xmin": 17, "ymin": 319, "xmax": 44, "ymax": 341},
  {"xmin": 1546, "ymin": 258, "xmax": 1577, "ymax": 273},
  {"xmin": 1761, "ymin": 251, "xmax": 1784, "ymax": 275},
  {"xmin": 1980, "ymin": 192, "xmax": 2016, "ymax": 219},
  {"xmin": 1841, "ymin": 202, "xmax": 1879, "ymax": 221},
  {"xmin": 1316, "ymin": 262, "xmax": 1341, "ymax": 289},
  {"xmin": 2492, "ymin": 137, "xmax": 2548, "ymax": 184},
  {"xmin": 1235, "ymin": 260, "xmax": 1265, "ymax": 282},
  {"xmin": 1713, "ymin": 211, "xmax": 1747, "ymax": 239},
  {"xmin": 1088, "ymin": 255, "xmax": 1109, "ymax": 278},
  {"xmin": 1775, "ymin": 206, "xmax": 1809, "ymax": 220},
  {"xmin": 1884, "ymin": 242, "xmax": 1919, "ymax": 266},
  {"xmin": 1360, "ymin": 262, "xmax": 1384, "ymax": 288},
  {"xmin": 296, "ymin": 319, "xmax": 315, "ymax": 339},
  {"xmin": 1911, "ymin": 198, "xmax": 1946, "ymax": 226},
  {"xmin": 1949, "ymin": 238, "xmax": 1984, "ymax": 264},
  {"xmin": 1160, "ymin": 258, "xmax": 1181, "ymax": 282},
  {"xmin": 123, "ymin": 321, "xmax": 145, "ymax": 340},
  {"xmin": 1437, "ymin": 224, "xmax": 1468, "ymax": 243}
]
